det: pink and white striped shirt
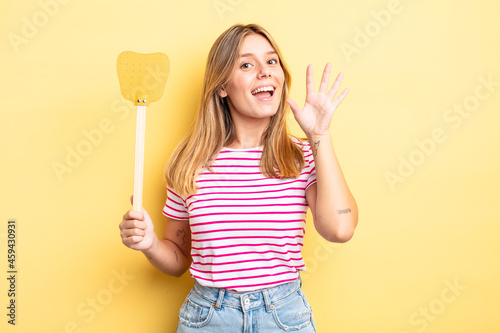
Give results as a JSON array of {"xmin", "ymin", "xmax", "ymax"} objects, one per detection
[{"xmin": 162, "ymin": 139, "xmax": 317, "ymax": 292}]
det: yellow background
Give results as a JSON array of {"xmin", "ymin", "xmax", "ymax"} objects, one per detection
[{"xmin": 1, "ymin": 0, "xmax": 499, "ymax": 332}]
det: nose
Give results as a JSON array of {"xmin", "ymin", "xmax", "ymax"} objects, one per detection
[{"xmin": 258, "ymin": 65, "xmax": 271, "ymax": 78}]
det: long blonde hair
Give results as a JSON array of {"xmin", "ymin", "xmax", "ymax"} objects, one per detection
[{"xmin": 165, "ymin": 24, "xmax": 304, "ymax": 197}]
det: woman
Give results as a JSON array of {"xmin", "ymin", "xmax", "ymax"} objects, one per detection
[{"xmin": 119, "ymin": 23, "xmax": 358, "ymax": 332}]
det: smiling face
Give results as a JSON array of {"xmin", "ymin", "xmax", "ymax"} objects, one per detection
[{"xmin": 219, "ymin": 33, "xmax": 285, "ymax": 126}]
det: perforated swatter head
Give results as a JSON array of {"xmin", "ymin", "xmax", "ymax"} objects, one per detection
[{"xmin": 117, "ymin": 51, "xmax": 170, "ymax": 106}]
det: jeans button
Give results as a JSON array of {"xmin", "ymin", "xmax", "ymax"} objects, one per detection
[{"xmin": 244, "ymin": 298, "xmax": 250, "ymax": 305}]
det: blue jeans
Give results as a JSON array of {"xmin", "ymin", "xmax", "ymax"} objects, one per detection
[{"xmin": 176, "ymin": 276, "xmax": 316, "ymax": 332}]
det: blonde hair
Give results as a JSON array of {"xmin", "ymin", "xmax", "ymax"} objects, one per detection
[{"xmin": 165, "ymin": 24, "xmax": 304, "ymax": 197}]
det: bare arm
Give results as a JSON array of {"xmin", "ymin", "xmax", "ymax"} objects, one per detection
[
  {"xmin": 305, "ymin": 134, "xmax": 358, "ymax": 242},
  {"xmin": 288, "ymin": 63, "xmax": 358, "ymax": 243},
  {"xmin": 142, "ymin": 216, "xmax": 192, "ymax": 277}
]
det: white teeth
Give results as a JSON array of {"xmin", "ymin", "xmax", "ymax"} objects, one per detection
[{"xmin": 251, "ymin": 86, "xmax": 274, "ymax": 95}]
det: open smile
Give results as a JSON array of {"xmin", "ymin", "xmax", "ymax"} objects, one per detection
[{"xmin": 251, "ymin": 85, "xmax": 276, "ymax": 101}]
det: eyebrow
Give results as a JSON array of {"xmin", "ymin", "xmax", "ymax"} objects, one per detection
[{"xmin": 240, "ymin": 50, "xmax": 277, "ymax": 58}]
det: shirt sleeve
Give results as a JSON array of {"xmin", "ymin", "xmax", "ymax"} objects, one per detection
[
  {"xmin": 162, "ymin": 187, "xmax": 189, "ymax": 220},
  {"xmin": 303, "ymin": 141, "xmax": 317, "ymax": 190}
]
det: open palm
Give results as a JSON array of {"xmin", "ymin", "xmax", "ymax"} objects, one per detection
[{"xmin": 288, "ymin": 63, "xmax": 349, "ymax": 137}]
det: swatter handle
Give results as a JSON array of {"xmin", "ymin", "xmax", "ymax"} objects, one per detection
[{"xmin": 133, "ymin": 106, "xmax": 146, "ymax": 213}]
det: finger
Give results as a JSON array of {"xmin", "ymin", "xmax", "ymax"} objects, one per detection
[
  {"xmin": 287, "ymin": 98, "xmax": 301, "ymax": 118},
  {"xmin": 327, "ymin": 72, "xmax": 345, "ymax": 100},
  {"xmin": 142, "ymin": 207, "xmax": 152, "ymax": 221},
  {"xmin": 331, "ymin": 87, "xmax": 350, "ymax": 110},
  {"xmin": 127, "ymin": 219, "xmax": 148, "ymax": 230},
  {"xmin": 318, "ymin": 63, "xmax": 332, "ymax": 94},
  {"xmin": 123, "ymin": 235, "xmax": 144, "ymax": 247},
  {"xmin": 306, "ymin": 64, "xmax": 315, "ymax": 96},
  {"xmin": 121, "ymin": 227, "xmax": 146, "ymax": 238},
  {"xmin": 119, "ymin": 218, "xmax": 147, "ymax": 233},
  {"xmin": 123, "ymin": 209, "xmax": 144, "ymax": 222}
]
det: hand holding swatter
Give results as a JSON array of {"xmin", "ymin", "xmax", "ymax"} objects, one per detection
[{"xmin": 117, "ymin": 51, "xmax": 170, "ymax": 212}]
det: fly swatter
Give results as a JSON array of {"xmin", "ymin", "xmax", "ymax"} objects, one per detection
[{"xmin": 117, "ymin": 51, "xmax": 170, "ymax": 212}]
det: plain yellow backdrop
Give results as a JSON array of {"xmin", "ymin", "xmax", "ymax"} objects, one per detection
[{"xmin": 1, "ymin": 0, "xmax": 499, "ymax": 332}]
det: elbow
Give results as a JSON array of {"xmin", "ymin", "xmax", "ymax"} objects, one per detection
[
  {"xmin": 325, "ymin": 228, "xmax": 355, "ymax": 243},
  {"xmin": 171, "ymin": 269, "xmax": 187, "ymax": 278},
  {"xmin": 169, "ymin": 263, "xmax": 191, "ymax": 278},
  {"xmin": 318, "ymin": 216, "xmax": 357, "ymax": 243},
  {"xmin": 174, "ymin": 259, "xmax": 192, "ymax": 277}
]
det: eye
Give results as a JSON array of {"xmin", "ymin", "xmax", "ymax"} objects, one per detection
[
  {"xmin": 240, "ymin": 62, "xmax": 253, "ymax": 69},
  {"xmin": 268, "ymin": 58, "xmax": 279, "ymax": 65}
]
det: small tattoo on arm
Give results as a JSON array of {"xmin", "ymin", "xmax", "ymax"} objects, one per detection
[
  {"xmin": 176, "ymin": 228, "xmax": 186, "ymax": 246},
  {"xmin": 337, "ymin": 208, "xmax": 351, "ymax": 215},
  {"xmin": 313, "ymin": 140, "xmax": 320, "ymax": 156}
]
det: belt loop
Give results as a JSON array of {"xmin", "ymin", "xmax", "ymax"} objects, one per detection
[
  {"xmin": 262, "ymin": 289, "xmax": 272, "ymax": 312},
  {"xmin": 214, "ymin": 288, "xmax": 225, "ymax": 311},
  {"xmin": 298, "ymin": 272, "xmax": 303, "ymax": 288}
]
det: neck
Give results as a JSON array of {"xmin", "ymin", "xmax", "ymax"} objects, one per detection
[
  {"xmin": 227, "ymin": 117, "xmax": 270, "ymax": 150},
  {"xmin": 227, "ymin": 136, "xmax": 262, "ymax": 149}
]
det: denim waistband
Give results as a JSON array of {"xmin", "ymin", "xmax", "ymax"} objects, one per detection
[{"xmin": 192, "ymin": 277, "xmax": 302, "ymax": 313}]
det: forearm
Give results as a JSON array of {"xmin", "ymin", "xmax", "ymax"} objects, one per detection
[
  {"xmin": 142, "ymin": 236, "xmax": 191, "ymax": 277},
  {"xmin": 308, "ymin": 132, "xmax": 358, "ymax": 242}
]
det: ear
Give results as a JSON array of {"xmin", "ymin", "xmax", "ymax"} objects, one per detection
[{"xmin": 218, "ymin": 87, "xmax": 228, "ymax": 98}]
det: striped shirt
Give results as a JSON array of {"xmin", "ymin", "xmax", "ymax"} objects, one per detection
[{"xmin": 162, "ymin": 139, "xmax": 317, "ymax": 292}]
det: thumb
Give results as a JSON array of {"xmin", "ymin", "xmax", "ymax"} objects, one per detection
[
  {"xmin": 141, "ymin": 207, "xmax": 155, "ymax": 234},
  {"xmin": 142, "ymin": 207, "xmax": 153, "ymax": 223},
  {"xmin": 287, "ymin": 98, "xmax": 301, "ymax": 119}
]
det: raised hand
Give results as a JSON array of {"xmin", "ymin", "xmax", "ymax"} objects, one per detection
[{"xmin": 287, "ymin": 63, "xmax": 349, "ymax": 137}]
